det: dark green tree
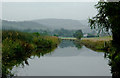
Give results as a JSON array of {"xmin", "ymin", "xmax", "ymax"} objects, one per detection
[
  {"xmin": 89, "ymin": 2, "xmax": 120, "ymax": 48},
  {"xmin": 89, "ymin": 1, "xmax": 120, "ymax": 77},
  {"xmin": 73, "ymin": 30, "xmax": 83, "ymax": 39}
]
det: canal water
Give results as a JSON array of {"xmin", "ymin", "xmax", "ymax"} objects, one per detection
[{"xmin": 12, "ymin": 40, "xmax": 112, "ymax": 76}]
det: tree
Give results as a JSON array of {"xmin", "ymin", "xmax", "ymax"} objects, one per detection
[
  {"xmin": 73, "ymin": 30, "xmax": 83, "ymax": 39},
  {"xmin": 89, "ymin": 2, "xmax": 120, "ymax": 52},
  {"xmin": 89, "ymin": 1, "xmax": 120, "ymax": 47},
  {"xmin": 89, "ymin": 1, "xmax": 120, "ymax": 77}
]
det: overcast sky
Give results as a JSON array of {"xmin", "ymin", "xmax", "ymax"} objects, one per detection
[
  {"xmin": 2, "ymin": 2, "xmax": 98, "ymax": 21},
  {"xmin": 2, "ymin": 0, "xmax": 99, "ymax": 2}
]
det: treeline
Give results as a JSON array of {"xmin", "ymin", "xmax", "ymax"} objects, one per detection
[
  {"xmin": 22, "ymin": 28, "xmax": 83, "ymax": 40},
  {"xmin": 52, "ymin": 28, "xmax": 76, "ymax": 37},
  {"xmin": 2, "ymin": 30, "xmax": 60, "ymax": 77},
  {"xmin": 3, "ymin": 21, "xmax": 83, "ymax": 38},
  {"xmin": 22, "ymin": 28, "xmax": 83, "ymax": 38}
]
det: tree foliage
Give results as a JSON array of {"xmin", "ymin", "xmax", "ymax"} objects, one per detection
[
  {"xmin": 89, "ymin": 1, "xmax": 120, "ymax": 77},
  {"xmin": 89, "ymin": 2, "xmax": 120, "ymax": 47},
  {"xmin": 73, "ymin": 30, "xmax": 83, "ymax": 39}
]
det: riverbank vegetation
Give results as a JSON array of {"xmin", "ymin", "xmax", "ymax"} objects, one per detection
[
  {"xmin": 80, "ymin": 36, "xmax": 112, "ymax": 52},
  {"xmin": 2, "ymin": 30, "xmax": 60, "ymax": 77}
]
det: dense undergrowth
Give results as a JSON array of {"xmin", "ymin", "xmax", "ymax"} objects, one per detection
[{"xmin": 2, "ymin": 30, "xmax": 60, "ymax": 77}]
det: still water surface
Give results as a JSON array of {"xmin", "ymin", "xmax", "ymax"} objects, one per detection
[{"xmin": 12, "ymin": 40, "xmax": 111, "ymax": 76}]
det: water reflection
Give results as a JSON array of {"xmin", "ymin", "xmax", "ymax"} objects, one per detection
[
  {"xmin": 59, "ymin": 40, "xmax": 82, "ymax": 49},
  {"xmin": 2, "ymin": 46, "xmax": 57, "ymax": 78},
  {"xmin": 45, "ymin": 40, "xmax": 83, "ymax": 57},
  {"xmin": 59, "ymin": 40, "xmax": 75, "ymax": 48},
  {"xmin": 45, "ymin": 40, "xmax": 103, "ymax": 57},
  {"xmin": 2, "ymin": 40, "xmax": 112, "ymax": 77}
]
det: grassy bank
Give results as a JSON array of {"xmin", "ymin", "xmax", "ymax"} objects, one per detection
[
  {"xmin": 2, "ymin": 30, "xmax": 60, "ymax": 77},
  {"xmin": 80, "ymin": 36, "xmax": 112, "ymax": 52}
]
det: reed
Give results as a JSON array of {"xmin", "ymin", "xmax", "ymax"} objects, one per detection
[{"xmin": 80, "ymin": 36, "xmax": 112, "ymax": 52}]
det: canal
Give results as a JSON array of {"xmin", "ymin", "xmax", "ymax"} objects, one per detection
[{"xmin": 12, "ymin": 40, "xmax": 111, "ymax": 76}]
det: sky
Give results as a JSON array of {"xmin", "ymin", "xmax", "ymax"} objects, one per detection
[
  {"xmin": 2, "ymin": 2, "xmax": 98, "ymax": 21},
  {"xmin": 2, "ymin": 0, "xmax": 99, "ymax": 2}
]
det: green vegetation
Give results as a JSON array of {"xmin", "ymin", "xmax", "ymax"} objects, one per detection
[
  {"xmin": 82, "ymin": 36, "xmax": 112, "ymax": 41},
  {"xmin": 73, "ymin": 30, "xmax": 83, "ymax": 39},
  {"xmin": 89, "ymin": 2, "xmax": 120, "ymax": 77},
  {"xmin": 74, "ymin": 40, "xmax": 82, "ymax": 49},
  {"xmin": 2, "ymin": 30, "xmax": 60, "ymax": 77},
  {"xmin": 0, "ymin": 30, "xmax": 1, "ymax": 76},
  {"xmin": 81, "ymin": 36, "xmax": 112, "ymax": 52},
  {"xmin": 52, "ymin": 28, "xmax": 76, "ymax": 37}
]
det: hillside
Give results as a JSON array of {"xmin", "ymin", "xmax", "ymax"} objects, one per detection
[
  {"xmin": 2, "ymin": 20, "xmax": 48, "ymax": 30},
  {"xmin": 33, "ymin": 18, "xmax": 91, "ymax": 32},
  {"xmin": 2, "ymin": 19, "xmax": 93, "ymax": 33}
]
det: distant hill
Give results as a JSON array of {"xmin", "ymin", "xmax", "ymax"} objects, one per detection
[
  {"xmin": 2, "ymin": 19, "xmax": 93, "ymax": 33},
  {"xmin": 2, "ymin": 20, "xmax": 48, "ymax": 30},
  {"xmin": 33, "ymin": 19, "xmax": 87, "ymax": 29}
]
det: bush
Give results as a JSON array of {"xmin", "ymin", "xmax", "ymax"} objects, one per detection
[{"xmin": 2, "ymin": 30, "xmax": 60, "ymax": 77}]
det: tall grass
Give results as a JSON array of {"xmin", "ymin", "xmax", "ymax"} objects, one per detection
[{"xmin": 81, "ymin": 37, "xmax": 112, "ymax": 52}]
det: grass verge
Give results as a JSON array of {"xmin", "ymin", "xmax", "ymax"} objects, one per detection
[{"xmin": 80, "ymin": 36, "xmax": 112, "ymax": 52}]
